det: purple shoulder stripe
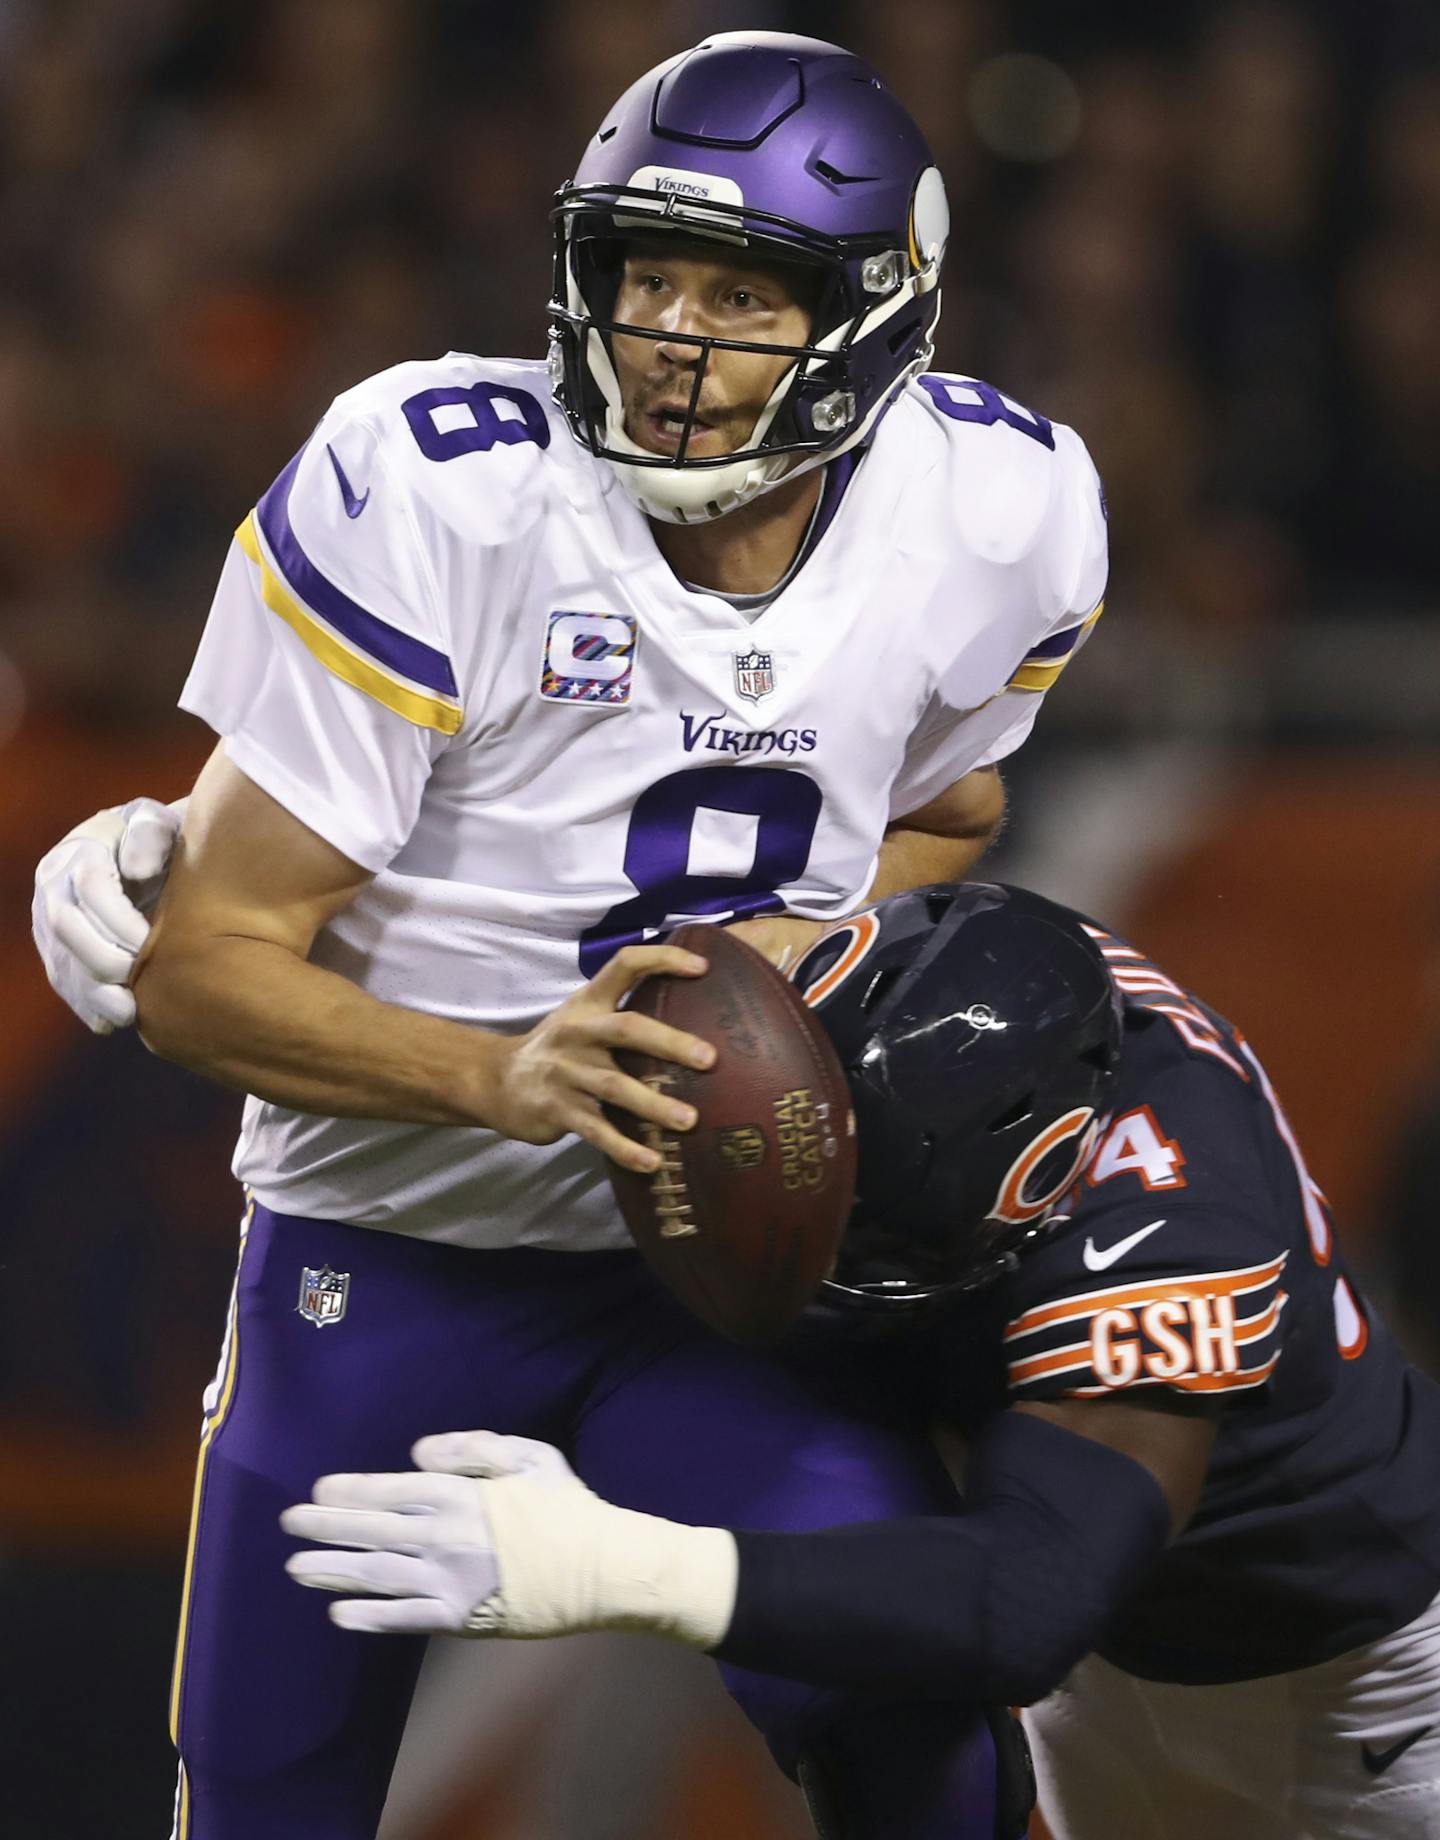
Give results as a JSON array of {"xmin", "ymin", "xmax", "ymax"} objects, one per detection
[
  {"xmin": 806, "ymin": 447, "xmax": 861, "ymax": 555},
  {"xmin": 256, "ymin": 445, "xmax": 459, "ymax": 700},
  {"xmin": 1023, "ymin": 620, "xmax": 1089, "ymax": 664}
]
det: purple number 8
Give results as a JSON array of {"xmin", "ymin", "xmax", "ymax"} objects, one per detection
[
  {"xmin": 402, "ymin": 383, "xmax": 551, "ymax": 461},
  {"xmin": 917, "ymin": 375, "xmax": 1054, "ymax": 450},
  {"xmin": 579, "ymin": 765, "xmax": 823, "ymax": 977}
]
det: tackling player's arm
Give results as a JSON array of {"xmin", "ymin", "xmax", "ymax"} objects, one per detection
[
  {"xmin": 730, "ymin": 765, "xmax": 1005, "ymax": 966},
  {"xmin": 715, "ymin": 1397, "xmax": 1212, "ymax": 1699},
  {"xmin": 41, "ymin": 761, "xmax": 1003, "ymax": 1008},
  {"xmin": 867, "ymin": 764, "xmax": 1006, "ymax": 900},
  {"xmin": 281, "ymin": 1396, "xmax": 1212, "ymax": 1705},
  {"xmin": 133, "ymin": 747, "xmax": 714, "ymax": 1174},
  {"xmin": 31, "ymin": 796, "xmax": 185, "ymax": 1033}
]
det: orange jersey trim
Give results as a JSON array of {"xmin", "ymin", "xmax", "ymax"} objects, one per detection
[
  {"xmin": 1009, "ymin": 1340, "xmax": 1100, "ymax": 1386},
  {"xmin": 1059, "ymin": 1350, "xmax": 1282, "ymax": 1398},
  {"xmin": 1236, "ymin": 1290, "xmax": 1288, "ymax": 1343},
  {"xmin": 1004, "ymin": 1252, "xmax": 1289, "ymax": 1344},
  {"xmin": 1008, "ymin": 1290, "xmax": 1288, "ymax": 1387}
]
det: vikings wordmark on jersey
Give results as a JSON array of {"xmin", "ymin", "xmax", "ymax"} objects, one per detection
[{"xmin": 180, "ymin": 354, "xmax": 1105, "ymax": 1251}]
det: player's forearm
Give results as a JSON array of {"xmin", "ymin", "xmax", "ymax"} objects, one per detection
[
  {"xmin": 134, "ymin": 935, "xmax": 506, "ymax": 1125},
  {"xmin": 413, "ymin": 1415, "xmax": 1168, "ymax": 1703},
  {"xmin": 867, "ymin": 821, "xmax": 996, "ymax": 901},
  {"xmin": 868, "ymin": 766, "xmax": 1006, "ymax": 900},
  {"xmin": 718, "ymin": 1414, "xmax": 1168, "ymax": 1701}
]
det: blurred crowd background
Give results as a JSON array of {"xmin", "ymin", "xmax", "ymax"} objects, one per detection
[{"xmin": 2, "ymin": 2, "xmax": 1439, "ymax": 1836}]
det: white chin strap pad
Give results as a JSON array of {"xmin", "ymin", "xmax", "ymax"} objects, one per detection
[
  {"xmin": 604, "ymin": 445, "xmax": 787, "ymax": 524},
  {"xmin": 597, "ymin": 386, "xmax": 796, "ymax": 525}
]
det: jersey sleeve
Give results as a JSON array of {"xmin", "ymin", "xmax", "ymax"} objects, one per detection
[
  {"xmin": 887, "ymin": 685, "xmax": 1044, "ymax": 817},
  {"xmin": 1000, "ymin": 1038, "xmax": 1290, "ymax": 1406},
  {"xmin": 179, "ymin": 408, "xmax": 459, "ymax": 871},
  {"xmin": 888, "ymin": 421, "xmax": 1108, "ymax": 818}
]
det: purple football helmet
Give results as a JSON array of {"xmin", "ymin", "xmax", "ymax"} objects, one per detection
[{"xmin": 548, "ymin": 32, "xmax": 949, "ymax": 523}]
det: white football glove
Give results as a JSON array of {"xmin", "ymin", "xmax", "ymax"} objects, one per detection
[
  {"xmin": 281, "ymin": 1429, "xmax": 737, "ymax": 1648},
  {"xmin": 31, "ymin": 797, "xmax": 185, "ymax": 1034}
]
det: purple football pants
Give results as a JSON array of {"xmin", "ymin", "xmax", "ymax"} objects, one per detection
[{"xmin": 169, "ymin": 1203, "xmax": 1000, "ymax": 1839}]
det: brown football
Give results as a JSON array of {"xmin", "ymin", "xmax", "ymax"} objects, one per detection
[{"xmin": 605, "ymin": 923, "xmax": 857, "ymax": 1344}]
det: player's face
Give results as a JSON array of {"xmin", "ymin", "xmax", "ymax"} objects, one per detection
[{"xmin": 610, "ymin": 240, "xmax": 815, "ymax": 459}]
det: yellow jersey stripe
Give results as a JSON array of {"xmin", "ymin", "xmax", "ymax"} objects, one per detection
[
  {"xmin": 1007, "ymin": 600, "xmax": 1105, "ymax": 694},
  {"xmin": 1009, "ymin": 657, "xmax": 1067, "ymax": 693},
  {"xmin": 235, "ymin": 514, "xmax": 463, "ymax": 737}
]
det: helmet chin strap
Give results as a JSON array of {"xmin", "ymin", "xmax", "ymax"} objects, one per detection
[{"xmin": 600, "ymin": 418, "xmax": 794, "ymax": 524}]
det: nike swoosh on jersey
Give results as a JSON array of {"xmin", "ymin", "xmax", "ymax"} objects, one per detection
[
  {"xmin": 326, "ymin": 443, "xmax": 370, "ymax": 518},
  {"xmin": 1081, "ymin": 1220, "xmax": 1167, "ymax": 1271},
  {"xmin": 1361, "ymin": 1727, "xmax": 1432, "ymax": 1775}
]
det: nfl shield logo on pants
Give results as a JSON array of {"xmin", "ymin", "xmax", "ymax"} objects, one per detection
[
  {"xmin": 734, "ymin": 648, "xmax": 775, "ymax": 702},
  {"xmin": 297, "ymin": 1264, "xmax": 350, "ymax": 1328}
]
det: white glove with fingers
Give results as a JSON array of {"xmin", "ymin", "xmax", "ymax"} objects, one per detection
[
  {"xmin": 281, "ymin": 1429, "xmax": 738, "ymax": 1648},
  {"xmin": 31, "ymin": 797, "xmax": 184, "ymax": 1033}
]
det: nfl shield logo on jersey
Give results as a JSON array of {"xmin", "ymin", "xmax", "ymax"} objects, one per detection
[
  {"xmin": 734, "ymin": 648, "xmax": 775, "ymax": 703},
  {"xmin": 297, "ymin": 1264, "xmax": 350, "ymax": 1328}
]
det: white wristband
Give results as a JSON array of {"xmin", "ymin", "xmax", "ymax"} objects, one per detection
[{"xmin": 467, "ymin": 1474, "xmax": 739, "ymax": 1650}]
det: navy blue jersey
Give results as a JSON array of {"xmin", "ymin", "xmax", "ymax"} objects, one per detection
[{"xmin": 921, "ymin": 924, "xmax": 1440, "ymax": 1684}]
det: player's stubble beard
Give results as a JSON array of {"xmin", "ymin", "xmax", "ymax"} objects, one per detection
[
  {"xmin": 616, "ymin": 327, "xmax": 826, "ymax": 594},
  {"xmin": 639, "ymin": 445, "xmax": 824, "ymax": 597}
]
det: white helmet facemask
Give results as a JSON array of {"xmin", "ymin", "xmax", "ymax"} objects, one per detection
[{"xmin": 580, "ymin": 312, "xmax": 799, "ymax": 524}]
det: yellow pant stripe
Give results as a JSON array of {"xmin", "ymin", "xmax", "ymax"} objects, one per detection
[{"xmin": 169, "ymin": 1202, "xmax": 253, "ymax": 1765}]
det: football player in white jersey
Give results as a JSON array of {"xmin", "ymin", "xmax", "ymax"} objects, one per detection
[{"xmin": 32, "ymin": 33, "xmax": 1106, "ymax": 1840}]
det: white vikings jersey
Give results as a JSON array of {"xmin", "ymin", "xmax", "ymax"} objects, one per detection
[{"xmin": 180, "ymin": 355, "xmax": 1107, "ymax": 1248}]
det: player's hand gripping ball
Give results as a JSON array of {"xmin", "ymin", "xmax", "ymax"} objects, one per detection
[{"xmin": 605, "ymin": 922, "xmax": 856, "ymax": 1344}]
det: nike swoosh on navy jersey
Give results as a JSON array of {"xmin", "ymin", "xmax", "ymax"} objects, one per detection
[
  {"xmin": 1081, "ymin": 1220, "xmax": 1167, "ymax": 1271},
  {"xmin": 1361, "ymin": 1727, "xmax": 1432, "ymax": 1775},
  {"xmin": 326, "ymin": 443, "xmax": 370, "ymax": 518}
]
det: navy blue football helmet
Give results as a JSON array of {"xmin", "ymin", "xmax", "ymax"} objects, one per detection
[
  {"xmin": 790, "ymin": 884, "xmax": 1123, "ymax": 1319},
  {"xmin": 549, "ymin": 31, "xmax": 949, "ymax": 523}
]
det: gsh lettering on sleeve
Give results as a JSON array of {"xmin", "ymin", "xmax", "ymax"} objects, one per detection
[{"xmin": 1091, "ymin": 1294, "xmax": 1242, "ymax": 1387}]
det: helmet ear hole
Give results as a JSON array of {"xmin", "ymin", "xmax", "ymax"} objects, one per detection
[
  {"xmin": 987, "ymin": 1093, "xmax": 1036, "ymax": 1134},
  {"xmin": 861, "ymin": 965, "xmax": 906, "ymax": 1013},
  {"xmin": 885, "ymin": 313, "xmax": 927, "ymax": 356},
  {"xmin": 924, "ymin": 888, "xmax": 956, "ymax": 925}
]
